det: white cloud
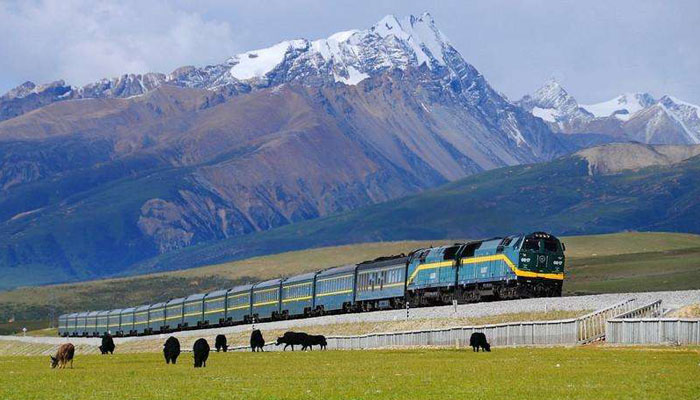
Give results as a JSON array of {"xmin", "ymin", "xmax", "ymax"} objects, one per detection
[{"xmin": 0, "ymin": 0, "xmax": 238, "ymax": 90}]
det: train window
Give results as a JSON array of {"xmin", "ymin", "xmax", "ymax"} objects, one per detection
[
  {"xmin": 443, "ymin": 246, "xmax": 460, "ymax": 260},
  {"xmin": 544, "ymin": 239, "xmax": 560, "ymax": 252},
  {"xmin": 418, "ymin": 250, "xmax": 428, "ymax": 262},
  {"xmin": 522, "ymin": 238, "xmax": 540, "ymax": 251},
  {"xmin": 461, "ymin": 242, "xmax": 480, "ymax": 258}
]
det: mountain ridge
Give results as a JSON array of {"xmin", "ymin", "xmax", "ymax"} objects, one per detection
[{"xmin": 518, "ymin": 80, "xmax": 700, "ymax": 145}]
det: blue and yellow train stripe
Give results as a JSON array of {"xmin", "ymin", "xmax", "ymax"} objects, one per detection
[{"xmin": 406, "ymin": 254, "xmax": 564, "ymax": 285}]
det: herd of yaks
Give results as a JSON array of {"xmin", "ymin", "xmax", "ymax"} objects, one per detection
[{"xmin": 50, "ymin": 329, "xmax": 492, "ymax": 369}]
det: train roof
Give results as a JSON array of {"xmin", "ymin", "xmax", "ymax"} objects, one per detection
[
  {"xmin": 166, "ymin": 297, "xmax": 185, "ymax": 305},
  {"xmin": 97, "ymin": 310, "xmax": 111, "ymax": 316},
  {"xmin": 205, "ymin": 289, "xmax": 228, "ymax": 298},
  {"xmin": 254, "ymin": 278, "xmax": 282, "ymax": 289},
  {"xmin": 317, "ymin": 264, "xmax": 356, "ymax": 278},
  {"xmin": 87, "ymin": 311, "xmax": 101, "ymax": 317},
  {"xmin": 134, "ymin": 305, "xmax": 150, "ymax": 312},
  {"xmin": 108, "ymin": 309, "xmax": 123, "ymax": 315},
  {"xmin": 121, "ymin": 307, "xmax": 136, "ymax": 313},
  {"xmin": 357, "ymin": 256, "xmax": 408, "ymax": 271},
  {"xmin": 149, "ymin": 302, "xmax": 166, "ymax": 309},
  {"xmin": 283, "ymin": 271, "xmax": 317, "ymax": 284},
  {"xmin": 77, "ymin": 311, "xmax": 90, "ymax": 317},
  {"xmin": 185, "ymin": 293, "xmax": 206, "ymax": 302},
  {"xmin": 66, "ymin": 313, "xmax": 79, "ymax": 318},
  {"xmin": 228, "ymin": 283, "xmax": 254, "ymax": 294}
]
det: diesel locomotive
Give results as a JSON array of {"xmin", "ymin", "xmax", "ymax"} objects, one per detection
[{"xmin": 58, "ymin": 232, "xmax": 565, "ymax": 337}]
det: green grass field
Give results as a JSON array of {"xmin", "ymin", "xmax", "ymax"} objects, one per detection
[
  {"xmin": 1, "ymin": 232, "xmax": 699, "ymax": 335},
  {"xmin": 1, "ymin": 347, "xmax": 698, "ymax": 400}
]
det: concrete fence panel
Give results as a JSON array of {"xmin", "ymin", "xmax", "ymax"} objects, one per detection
[{"xmin": 606, "ymin": 319, "xmax": 700, "ymax": 345}]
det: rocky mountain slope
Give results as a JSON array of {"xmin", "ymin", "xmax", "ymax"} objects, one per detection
[
  {"xmin": 134, "ymin": 142, "xmax": 700, "ymax": 276},
  {"xmin": 0, "ymin": 14, "xmax": 571, "ymax": 287},
  {"xmin": 518, "ymin": 79, "xmax": 700, "ymax": 145}
]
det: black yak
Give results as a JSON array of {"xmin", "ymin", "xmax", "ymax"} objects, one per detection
[
  {"xmin": 276, "ymin": 331, "xmax": 324, "ymax": 351},
  {"xmin": 163, "ymin": 336, "xmax": 181, "ymax": 364},
  {"xmin": 193, "ymin": 338, "xmax": 210, "ymax": 368},
  {"xmin": 302, "ymin": 334, "xmax": 327, "ymax": 350},
  {"xmin": 215, "ymin": 334, "xmax": 228, "ymax": 352},
  {"xmin": 50, "ymin": 343, "xmax": 75, "ymax": 369},
  {"xmin": 469, "ymin": 332, "xmax": 491, "ymax": 352},
  {"xmin": 99, "ymin": 334, "xmax": 115, "ymax": 355},
  {"xmin": 250, "ymin": 329, "xmax": 265, "ymax": 352}
]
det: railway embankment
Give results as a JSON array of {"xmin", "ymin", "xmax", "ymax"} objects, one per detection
[{"xmin": 1, "ymin": 289, "xmax": 698, "ymax": 356}]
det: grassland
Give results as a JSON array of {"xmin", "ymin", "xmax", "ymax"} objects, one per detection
[
  {"xmin": 1, "ymin": 347, "xmax": 699, "ymax": 400},
  {"xmin": 1, "ymin": 232, "xmax": 699, "ymax": 335}
]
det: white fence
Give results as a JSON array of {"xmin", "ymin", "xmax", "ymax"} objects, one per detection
[
  {"xmin": 606, "ymin": 319, "xmax": 700, "ymax": 345},
  {"xmin": 576, "ymin": 299, "xmax": 637, "ymax": 343},
  {"xmin": 326, "ymin": 319, "xmax": 580, "ymax": 350},
  {"xmin": 613, "ymin": 300, "xmax": 663, "ymax": 319},
  {"xmin": 229, "ymin": 299, "xmax": 637, "ymax": 351}
]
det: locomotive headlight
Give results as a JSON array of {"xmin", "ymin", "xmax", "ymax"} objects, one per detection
[
  {"xmin": 553, "ymin": 261, "xmax": 562, "ymax": 265},
  {"xmin": 521, "ymin": 258, "xmax": 531, "ymax": 262}
]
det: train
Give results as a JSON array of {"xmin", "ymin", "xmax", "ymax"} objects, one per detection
[{"xmin": 58, "ymin": 232, "xmax": 565, "ymax": 337}]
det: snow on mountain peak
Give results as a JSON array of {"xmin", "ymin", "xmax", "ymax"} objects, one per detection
[
  {"xmin": 531, "ymin": 78, "xmax": 569, "ymax": 106},
  {"xmin": 581, "ymin": 92, "xmax": 655, "ymax": 121},
  {"xmin": 224, "ymin": 13, "xmax": 453, "ymax": 85},
  {"xmin": 229, "ymin": 39, "xmax": 308, "ymax": 80}
]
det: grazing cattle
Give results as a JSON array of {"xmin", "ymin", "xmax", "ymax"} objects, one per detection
[
  {"xmin": 99, "ymin": 334, "xmax": 115, "ymax": 355},
  {"xmin": 250, "ymin": 329, "xmax": 265, "ymax": 352},
  {"xmin": 469, "ymin": 332, "xmax": 491, "ymax": 352},
  {"xmin": 50, "ymin": 343, "xmax": 75, "ymax": 369},
  {"xmin": 193, "ymin": 338, "xmax": 210, "ymax": 368},
  {"xmin": 302, "ymin": 335, "xmax": 327, "ymax": 351},
  {"xmin": 276, "ymin": 331, "xmax": 325, "ymax": 351},
  {"xmin": 215, "ymin": 334, "xmax": 228, "ymax": 352},
  {"xmin": 163, "ymin": 336, "xmax": 181, "ymax": 364},
  {"xmin": 276, "ymin": 331, "xmax": 308, "ymax": 351}
]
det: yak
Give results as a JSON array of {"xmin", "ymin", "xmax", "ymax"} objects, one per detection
[
  {"xmin": 163, "ymin": 336, "xmax": 181, "ymax": 364},
  {"xmin": 276, "ymin": 331, "xmax": 326, "ymax": 351},
  {"xmin": 50, "ymin": 343, "xmax": 75, "ymax": 369},
  {"xmin": 276, "ymin": 331, "xmax": 307, "ymax": 351},
  {"xmin": 469, "ymin": 332, "xmax": 491, "ymax": 352},
  {"xmin": 99, "ymin": 333, "xmax": 115, "ymax": 355},
  {"xmin": 193, "ymin": 338, "xmax": 210, "ymax": 368},
  {"xmin": 302, "ymin": 334, "xmax": 327, "ymax": 351},
  {"xmin": 250, "ymin": 329, "xmax": 265, "ymax": 352},
  {"xmin": 215, "ymin": 334, "xmax": 228, "ymax": 352}
]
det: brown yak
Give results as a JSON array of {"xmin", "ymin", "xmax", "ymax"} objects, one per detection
[{"xmin": 50, "ymin": 343, "xmax": 75, "ymax": 369}]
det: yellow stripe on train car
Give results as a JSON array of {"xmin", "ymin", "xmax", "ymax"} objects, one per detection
[
  {"xmin": 316, "ymin": 289, "xmax": 353, "ymax": 297},
  {"xmin": 253, "ymin": 300, "xmax": 279, "ymax": 307},
  {"xmin": 282, "ymin": 296, "xmax": 313, "ymax": 303}
]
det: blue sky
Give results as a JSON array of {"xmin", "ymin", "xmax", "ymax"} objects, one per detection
[{"xmin": 1, "ymin": 0, "xmax": 698, "ymax": 104}]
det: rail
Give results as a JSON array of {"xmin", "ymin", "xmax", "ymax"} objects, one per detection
[{"xmin": 575, "ymin": 298, "xmax": 636, "ymax": 343}]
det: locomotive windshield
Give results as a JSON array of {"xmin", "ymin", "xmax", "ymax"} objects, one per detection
[
  {"xmin": 522, "ymin": 238, "xmax": 540, "ymax": 251},
  {"xmin": 543, "ymin": 238, "xmax": 561, "ymax": 253}
]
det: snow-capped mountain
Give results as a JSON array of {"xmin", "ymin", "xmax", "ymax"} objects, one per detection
[
  {"xmin": 0, "ymin": 14, "xmax": 570, "ymax": 285},
  {"xmin": 518, "ymin": 79, "xmax": 594, "ymax": 131},
  {"xmin": 519, "ymin": 80, "xmax": 700, "ymax": 145},
  {"xmin": 3, "ymin": 14, "xmax": 498, "ymax": 115},
  {"xmin": 581, "ymin": 93, "xmax": 656, "ymax": 121}
]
